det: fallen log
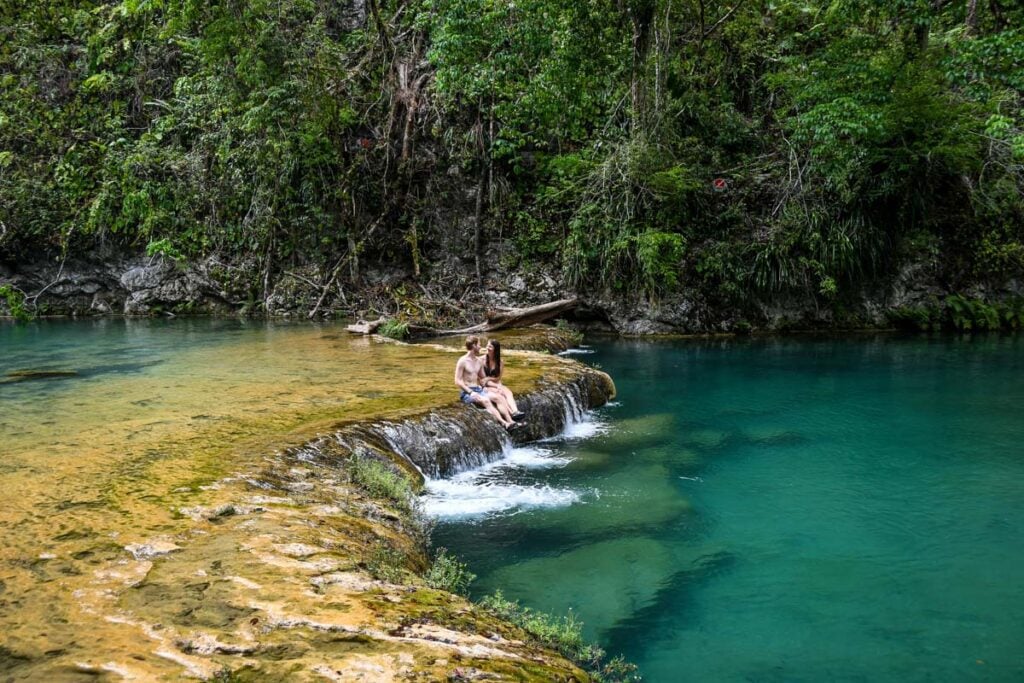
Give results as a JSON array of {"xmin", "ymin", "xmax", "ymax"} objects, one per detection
[
  {"xmin": 345, "ymin": 317, "xmax": 386, "ymax": 334},
  {"xmin": 345, "ymin": 298, "xmax": 579, "ymax": 338},
  {"xmin": 437, "ymin": 298, "xmax": 579, "ymax": 335}
]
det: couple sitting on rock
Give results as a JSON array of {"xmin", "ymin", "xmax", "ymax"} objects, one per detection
[{"xmin": 455, "ymin": 335, "xmax": 526, "ymax": 431}]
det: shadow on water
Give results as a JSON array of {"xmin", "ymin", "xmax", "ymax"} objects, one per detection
[
  {"xmin": 600, "ymin": 549, "xmax": 738, "ymax": 661},
  {"xmin": 1, "ymin": 370, "xmax": 79, "ymax": 383},
  {"xmin": 449, "ymin": 500, "xmax": 699, "ymax": 575},
  {"xmin": 1, "ymin": 360, "xmax": 164, "ymax": 388}
]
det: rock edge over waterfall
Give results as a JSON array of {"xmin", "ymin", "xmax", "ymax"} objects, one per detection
[{"xmin": 301, "ymin": 361, "xmax": 616, "ymax": 480}]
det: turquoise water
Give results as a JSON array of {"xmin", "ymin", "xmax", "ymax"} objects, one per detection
[{"xmin": 431, "ymin": 335, "xmax": 1024, "ymax": 682}]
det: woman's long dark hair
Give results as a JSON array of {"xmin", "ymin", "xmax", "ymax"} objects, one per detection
[{"xmin": 487, "ymin": 340, "xmax": 502, "ymax": 377}]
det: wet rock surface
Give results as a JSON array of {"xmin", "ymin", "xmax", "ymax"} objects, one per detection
[
  {"xmin": 298, "ymin": 357, "xmax": 615, "ymax": 479},
  {"xmin": 1, "ymin": 338, "xmax": 611, "ymax": 681}
]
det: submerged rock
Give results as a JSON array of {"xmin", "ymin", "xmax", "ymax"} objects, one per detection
[
  {"xmin": 2, "ymin": 369, "xmax": 78, "ymax": 383},
  {"xmin": 487, "ymin": 537, "xmax": 675, "ymax": 640},
  {"xmin": 514, "ymin": 464, "xmax": 693, "ymax": 544}
]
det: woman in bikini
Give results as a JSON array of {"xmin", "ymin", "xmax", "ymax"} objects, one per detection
[{"xmin": 482, "ymin": 340, "xmax": 525, "ymax": 421}]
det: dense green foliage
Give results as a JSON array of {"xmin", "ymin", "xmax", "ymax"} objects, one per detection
[
  {"xmin": 0, "ymin": 285, "xmax": 31, "ymax": 321},
  {"xmin": 2, "ymin": 0, "xmax": 1022, "ymax": 310},
  {"xmin": 888, "ymin": 295, "xmax": 1024, "ymax": 331}
]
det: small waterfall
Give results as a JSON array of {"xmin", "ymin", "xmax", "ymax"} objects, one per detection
[
  {"xmin": 373, "ymin": 411, "xmax": 511, "ymax": 478},
  {"xmin": 419, "ymin": 376, "xmax": 617, "ymax": 518},
  {"xmin": 562, "ymin": 382, "xmax": 584, "ymax": 424},
  {"xmin": 422, "ymin": 443, "xmax": 582, "ymax": 519},
  {"xmin": 282, "ymin": 367, "xmax": 616, "ymax": 482}
]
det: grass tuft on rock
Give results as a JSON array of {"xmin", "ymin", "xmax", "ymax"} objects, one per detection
[
  {"xmin": 424, "ymin": 547, "xmax": 475, "ymax": 596},
  {"xmin": 347, "ymin": 454, "xmax": 415, "ymax": 512},
  {"xmin": 478, "ymin": 590, "xmax": 640, "ymax": 682},
  {"xmin": 378, "ymin": 319, "xmax": 410, "ymax": 340},
  {"xmin": 364, "ymin": 541, "xmax": 409, "ymax": 583}
]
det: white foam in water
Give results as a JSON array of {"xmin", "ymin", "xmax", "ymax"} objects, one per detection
[
  {"xmin": 558, "ymin": 348, "xmax": 595, "ymax": 356},
  {"xmin": 503, "ymin": 445, "xmax": 571, "ymax": 469},
  {"xmin": 445, "ymin": 445, "xmax": 570, "ymax": 480},
  {"xmin": 562, "ymin": 416, "xmax": 608, "ymax": 440},
  {"xmin": 423, "ymin": 479, "xmax": 580, "ymax": 519},
  {"xmin": 423, "ymin": 445, "xmax": 578, "ymax": 519},
  {"xmin": 540, "ymin": 411, "xmax": 609, "ymax": 442},
  {"xmin": 423, "ymin": 407, "xmax": 611, "ymax": 519}
]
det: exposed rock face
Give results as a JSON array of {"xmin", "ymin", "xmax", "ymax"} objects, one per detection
[
  {"xmin": 3, "ymin": 249, "xmax": 1019, "ymax": 333},
  {"xmin": 0, "ymin": 254, "xmax": 236, "ymax": 316}
]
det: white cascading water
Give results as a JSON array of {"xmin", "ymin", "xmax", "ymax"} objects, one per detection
[
  {"xmin": 557, "ymin": 345, "xmax": 595, "ymax": 356},
  {"xmin": 422, "ymin": 388, "xmax": 609, "ymax": 520}
]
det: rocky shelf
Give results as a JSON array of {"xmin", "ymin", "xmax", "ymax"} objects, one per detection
[{"xmin": 19, "ymin": 336, "xmax": 617, "ymax": 681}]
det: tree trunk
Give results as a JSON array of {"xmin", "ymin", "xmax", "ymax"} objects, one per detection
[
  {"xmin": 436, "ymin": 298, "xmax": 581, "ymax": 336},
  {"xmin": 348, "ymin": 234, "xmax": 360, "ymax": 283},
  {"xmin": 629, "ymin": 10, "xmax": 651, "ymax": 129},
  {"xmin": 345, "ymin": 298, "xmax": 581, "ymax": 337},
  {"xmin": 965, "ymin": 0, "xmax": 978, "ymax": 34},
  {"xmin": 472, "ymin": 107, "xmax": 489, "ymax": 284}
]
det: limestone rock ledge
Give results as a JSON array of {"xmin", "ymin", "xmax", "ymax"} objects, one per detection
[
  {"xmin": 308, "ymin": 359, "xmax": 616, "ymax": 479},
  {"xmin": 59, "ymin": 357, "xmax": 615, "ymax": 682}
]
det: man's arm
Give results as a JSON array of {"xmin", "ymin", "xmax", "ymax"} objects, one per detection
[{"xmin": 454, "ymin": 358, "xmax": 470, "ymax": 392}]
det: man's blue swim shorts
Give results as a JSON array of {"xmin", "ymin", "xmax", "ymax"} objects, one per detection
[{"xmin": 460, "ymin": 386, "xmax": 485, "ymax": 403}]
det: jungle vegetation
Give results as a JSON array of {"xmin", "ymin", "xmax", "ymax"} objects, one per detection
[{"xmin": 2, "ymin": 0, "xmax": 1022, "ymax": 309}]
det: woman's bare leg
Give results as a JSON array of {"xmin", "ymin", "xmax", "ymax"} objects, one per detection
[
  {"xmin": 500, "ymin": 385, "xmax": 519, "ymax": 414},
  {"xmin": 487, "ymin": 390, "xmax": 514, "ymax": 422},
  {"xmin": 473, "ymin": 394, "xmax": 512, "ymax": 427}
]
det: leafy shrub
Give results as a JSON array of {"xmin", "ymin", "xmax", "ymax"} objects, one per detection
[
  {"xmin": 145, "ymin": 238, "xmax": 185, "ymax": 263},
  {"xmin": 0, "ymin": 285, "xmax": 32, "ymax": 322},
  {"xmin": 424, "ymin": 547, "xmax": 475, "ymax": 596},
  {"xmin": 378, "ymin": 319, "xmax": 410, "ymax": 341},
  {"xmin": 348, "ymin": 455, "xmax": 414, "ymax": 512},
  {"xmin": 364, "ymin": 541, "xmax": 408, "ymax": 583},
  {"xmin": 945, "ymin": 295, "xmax": 1000, "ymax": 331},
  {"xmin": 637, "ymin": 231, "xmax": 686, "ymax": 293},
  {"xmin": 554, "ymin": 318, "xmax": 585, "ymax": 346},
  {"xmin": 998, "ymin": 299, "xmax": 1024, "ymax": 329}
]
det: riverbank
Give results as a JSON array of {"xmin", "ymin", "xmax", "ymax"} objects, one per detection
[
  {"xmin": 0, "ymin": 320, "xmax": 618, "ymax": 680},
  {"xmin": 3, "ymin": 251, "xmax": 1021, "ymax": 336}
]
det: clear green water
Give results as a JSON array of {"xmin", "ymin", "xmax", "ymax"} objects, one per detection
[{"xmin": 431, "ymin": 335, "xmax": 1024, "ymax": 682}]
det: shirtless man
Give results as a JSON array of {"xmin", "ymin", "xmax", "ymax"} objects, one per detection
[{"xmin": 455, "ymin": 335, "xmax": 518, "ymax": 430}]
